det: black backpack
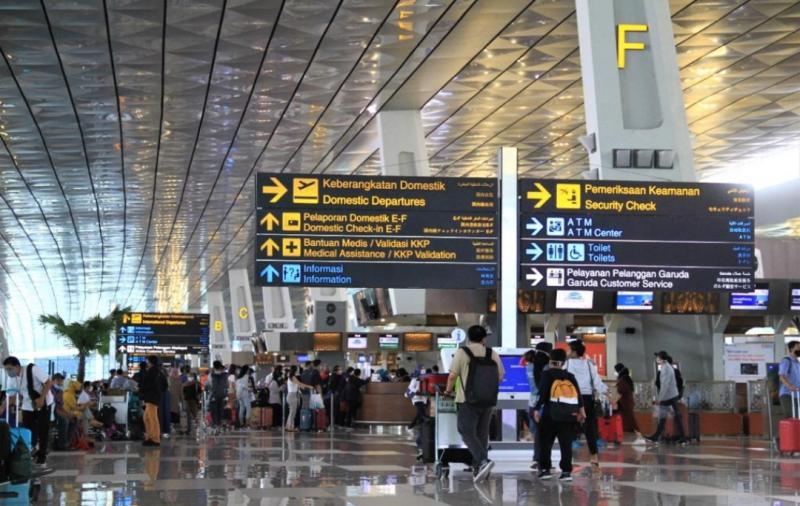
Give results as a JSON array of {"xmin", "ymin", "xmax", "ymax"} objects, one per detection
[
  {"xmin": 674, "ymin": 367, "xmax": 685, "ymax": 398},
  {"xmin": 460, "ymin": 346, "xmax": 499, "ymax": 408}
]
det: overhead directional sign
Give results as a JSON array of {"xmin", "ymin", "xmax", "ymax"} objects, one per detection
[
  {"xmin": 518, "ymin": 180, "xmax": 754, "ymax": 291},
  {"xmin": 255, "ymin": 173, "xmax": 498, "ymax": 288},
  {"xmin": 116, "ymin": 313, "xmax": 210, "ymax": 355}
]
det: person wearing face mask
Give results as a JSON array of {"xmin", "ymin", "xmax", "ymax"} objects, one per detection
[
  {"xmin": 524, "ymin": 342, "xmax": 552, "ymax": 471},
  {"xmin": 236, "ymin": 366, "xmax": 256, "ymax": 429},
  {"xmin": 2, "ymin": 356, "xmax": 54, "ymax": 466},
  {"xmin": 613, "ymin": 363, "xmax": 644, "ymax": 444},
  {"xmin": 646, "ymin": 351, "xmax": 686, "ymax": 444},
  {"xmin": 565, "ymin": 340, "xmax": 608, "ymax": 468},
  {"xmin": 777, "ymin": 341, "xmax": 800, "ymax": 444}
]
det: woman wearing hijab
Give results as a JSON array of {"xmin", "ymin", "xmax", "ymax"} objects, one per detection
[{"xmin": 614, "ymin": 363, "xmax": 644, "ymax": 444}]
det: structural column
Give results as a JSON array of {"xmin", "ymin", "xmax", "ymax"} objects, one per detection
[{"xmin": 208, "ymin": 290, "xmax": 231, "ymax": 364}]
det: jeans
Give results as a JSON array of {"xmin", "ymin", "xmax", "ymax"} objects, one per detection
[
  {"xmin": 239, "ymin": 399, "xmax": 251, "ymax": 427},
  {"xmin": 456, "ymin": 402, "xmax": 493, "ymax": 467},
  {"xmin": 410, "ymin": 402, "xmax": 426, "ymax": 428},
  {"xmin": 22, "ymin": 405, "xmax": 51, "ymax": 463},
  {"xmin": 54, "ymin": 415, "xmax": 71, "ymax": 450},
  {"xmin": 581, "ymin": 395, "xmax": 599, "ymax": 455},
  {"xmin": 529, "ymin": 407, "xmax": 540, "ymax": 462},
  {"xmin": 652, "ymin": 398, "xmax": 685, "ymax": 439},
  {"xmin": 143, "ymin": 402, "xmax": 160, "ymax": 443},
  {"xmin": 538, "ymin": 416, "xmax": 576, "ymax": 473}
]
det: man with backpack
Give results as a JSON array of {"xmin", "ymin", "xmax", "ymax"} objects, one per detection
[
  {"xmin": 209, "ymin": 361, "xmax": 229, "ymax": 433},
  {"xmin": 565, "ymin": 340, "xmax": 608, "ymax": 468},
  {"xmin": 2, "ymin": 356, "xmax": 53, "ymax": 466},
  {"xmin": 647, "ymin": 351, "xmax": 686, "ymax": 444},
  {"xmin": 444, "ymin": 325, "xmax": 505, "ymax": 483},
  {"xmin": 533, "ymin": 348, "xmax": 585, "ymax": 482}
]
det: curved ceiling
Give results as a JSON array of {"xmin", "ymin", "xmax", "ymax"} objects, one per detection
[{"xmin": 1, "ymin": 0, "xmax": 799, "ymax": 350}]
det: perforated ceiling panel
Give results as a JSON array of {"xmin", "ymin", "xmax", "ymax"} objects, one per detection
[{"xmin": 0, "ymin": 0, "xmax": 798, "ymax": 351}]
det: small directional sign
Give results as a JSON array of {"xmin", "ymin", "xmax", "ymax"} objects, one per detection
[
  {"xmin": 526, "ymin": 182, "xmax": 552, "ymax": 209},
  {"xmin": 526, "ymin": 217, "xmax": 543, "ymax": 236},
  {"xmin": 526, "ymin": 243, "xmax": 543, "ymax": 261},
  {"xmin": 260, "ymin": 265, "xmax": 280, "ymax": 283},
  {"xmin": 526, "ymin": 268, "xmax": 544, "ymax": 287},
  {"xmin": 261, "ymin": 177, "xmax": 288, "ymax": 203},
  {"xmin": 260, "ymin": 212, "xmax": 279, "ymax": 231}
]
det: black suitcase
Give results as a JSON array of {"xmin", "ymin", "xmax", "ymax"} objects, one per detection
[{"xmin": 421, "ymin": 417, "xmax": 435, "ymax": 463}]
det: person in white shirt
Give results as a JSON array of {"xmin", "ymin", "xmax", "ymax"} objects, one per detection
[
  {"xmin": 565, "ymin": 340, "xmax": 608, "ymax": 468},
  {"xmin": 235, "ymin": 366, "xmax": 256, "ymax": 429},
  {"xmin": 3, "ymin": 356, "xmax": 54, "ymax": 465}
]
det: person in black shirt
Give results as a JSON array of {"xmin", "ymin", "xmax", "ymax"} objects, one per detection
[
  {"xmin": 343, "ymin": 369, "xmax": 368, "ymax": 428},
  {"xmin": 533, "ymin": 348, "xmax": 585, "ymax": 482},
  {"xmin": 140, "ymin": 356, "xmax": 167, "ymax": 447}
]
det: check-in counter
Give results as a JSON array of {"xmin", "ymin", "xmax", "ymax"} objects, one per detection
[{"xmin": 357, "ymin": 382, "xmax": 417, "ymax": 424}]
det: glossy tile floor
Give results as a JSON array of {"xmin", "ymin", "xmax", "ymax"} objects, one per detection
[{"xmin": 6, "ymin": 429, "xmax": 800, "ymax": 505}]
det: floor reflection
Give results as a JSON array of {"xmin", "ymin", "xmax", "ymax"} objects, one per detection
[{"xmin": 19, "ymin": 429, "xmax": 800, "ymax": 505}]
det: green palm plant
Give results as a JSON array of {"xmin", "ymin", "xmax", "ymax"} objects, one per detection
[{"xmin": 38, "ymin": 306, "xmax": 131, "ymax": 381}]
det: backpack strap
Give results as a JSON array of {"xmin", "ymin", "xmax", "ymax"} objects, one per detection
[
  {"xmin": 460, "ymin": 346, "xmax": 475, "ymax": 359},
  {"xmin": 26, "ymin": 364, "xmax": 41, "ymax": 404},
  {"xmin": 485, "ymin": 347, "xmax": 492, "ymax": 359}
]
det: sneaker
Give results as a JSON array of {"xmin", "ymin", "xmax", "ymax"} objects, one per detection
[
  {"xmin": 530, "ymin": 462, "xmax": 539, "ymax": 471},
  {"xmin": 537, "ymin": 470, "xmax": 552, "ymax": 480},
  {"xmin": 632, "ymin": 436, "xmax": 647, "ymax": 445},
  {"xmin": 645, "ymin": 436, "xmax": 659, "ymax": 445},
  {"xmin": 558, "ymin": 472, "xmax": 573, "ymax": 482},
  {"xmin": 142, "ymin": 440, "xmax": 160, "ymax": 447},
  {"xmin": 473, "ymin": 460, "xmax": 494, "ymax": 483}
]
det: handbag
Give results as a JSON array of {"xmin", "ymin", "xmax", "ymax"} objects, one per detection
[{"xmin": 309, "ymin": 393, "xmax": 325, "ymax": 410}]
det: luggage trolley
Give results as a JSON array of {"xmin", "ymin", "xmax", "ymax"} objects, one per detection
[{"xmin": 432, "ymin": 392, "xmax": 471, "ymax": 479}]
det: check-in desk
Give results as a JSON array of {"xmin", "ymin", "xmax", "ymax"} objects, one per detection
[{"xmin": 357, "ymin": 382, "xmax": 417, "ymax": 424}]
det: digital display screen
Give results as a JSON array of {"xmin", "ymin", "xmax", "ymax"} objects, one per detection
[
  {"xmin": 499, "ymin": 355, "xmax": 529, "ymax": 394},
  {"xmin": 730, "ymin": 288, "xmax": 769, "ymax": 311},
  {"xmin": 378, "ymin": 335, "xmax": 400, "ymax": 350},
  {"xmin": 347, "ymin": 335, "xmax": 368, "ymax": 350},
  {"xmin": 436, "ymin": 336, "xmax": 458, "ymax": 349},
  {"xmin": 616, "ymin": 291, "xmax": 654, "ymax": 311},
  {"xmin": 555, "ymin": 290, "xmax": 594, "ymax": 310},
  {"xmin": 116, "ymin": 312, "xmax": 210, "ymax": 354},
  {"xmin": 296, "ymin": 353, "xmax": 310, "ymax": 363},
  {"xmin": 791, "ymin": 286, "xmax": 800, "ymax": 311}
]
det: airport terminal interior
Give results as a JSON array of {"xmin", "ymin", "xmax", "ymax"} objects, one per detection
[{"xmin": 1, "ymin": 0, "xmax": 800, "ymax": 504}]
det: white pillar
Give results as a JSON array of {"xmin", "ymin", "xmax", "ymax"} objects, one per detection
[
  {"xmin": 376, "ymin": 110, "xmax": 430, "ymax": 177},
  {"xmin": 261, "ymin": 287, "xmax": 296, "ymax": 351},
  {"xmin": 228, "ymin": 268, "xmax": 257, "ymax": 353},
  {"xmin": 498, "ymin": 147, "xmax": 518, "ymax": 348},
  {"xmin": 208, "ymin": 290, "xmax": 231, "ymax": 364},
  {"xmin": 576, "ymin": 0, "xmax": 695, "ymax": 181},
  {"xmin": 377, "ymin": 110, "xmax": 430, "ymax": 322}
]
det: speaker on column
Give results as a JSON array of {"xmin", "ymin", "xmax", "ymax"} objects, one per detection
[{"xmin": 314, "ymin": 301, "xmax": 346, "ymax": 331}]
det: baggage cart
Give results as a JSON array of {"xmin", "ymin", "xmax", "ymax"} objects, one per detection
[{"xmin": 432, "ymin": 392, "xmax": 471, "ymax": 479}]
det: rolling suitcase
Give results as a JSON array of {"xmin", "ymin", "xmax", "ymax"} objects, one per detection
[
  {"xmin": 598, "ymin": 401, "xmax": 623, "ymax": 445},
  {"xmin": 2, "ymin": 393, "xmax": 32, "ymax": 483},
  {"xmin": 779, "ymin": 391, "xmax": 800, "ymax": 455},
  {"xmin": 313, "ymin": 409, "xmax": 328, "ymax": 431},
  {"xmin": 299, "ymin": 409, "xmax": 313, "ymax": 432},
  {"xmin": 260, "ymin": 406, "xmax": 273, "ymax": 428},
  {"xmin": 249, "ymin": 407, "xmax": 262, "ymax": 428}
]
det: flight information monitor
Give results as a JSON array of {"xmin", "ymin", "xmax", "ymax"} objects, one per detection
[
  {"xmin": 255, "ymin": 173, "xmax": 498, "ymax": 289},
  {"xmin": 116, "ymin": 313, "xmax": 210, "ymax": 355},
  {"xmin": 518, "ymin": 180, "xmax": 754, "ymax": 292}
]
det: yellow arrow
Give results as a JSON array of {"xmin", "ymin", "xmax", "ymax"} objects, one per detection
[
  {"xmin": 260, "ymin": 212, "xmax": 280, "ymax": 231},
  {"xmin": 261, "ymin": 177, "xmax": 288, "ymax": 203},
  {"xmin": 260, "ymin": 238, "xmax": 280, "ymax": 256},
  {"xmin": 527, "ymin": 182, "xmax": 552, "ymax": 209}
]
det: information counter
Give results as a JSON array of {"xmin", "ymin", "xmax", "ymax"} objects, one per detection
[{"xmin": 358, "ymin": 382, "xmax": 417, "ymax": 424}]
